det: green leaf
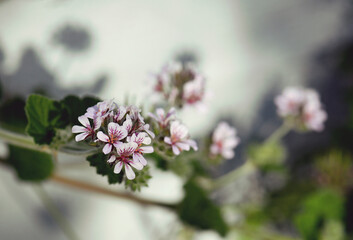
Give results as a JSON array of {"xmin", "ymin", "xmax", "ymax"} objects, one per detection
[
  {"xmin": 59, "ymin": 95, "xmax": 100, "ymax": 126},
  {"xmin": 0, "ymin": 97, "xmax": 27, "ymax": 133},
  {"xmin": 86, "ymin": 152, "xmax": 123, "ymax": 184},
  {"xmin": 178, "ymin": 180, "xmax": 228, "ymax": 237},
  {"xmin": 25, "ymin": 94, "xmax": 59, "ymax": 144},
  {"xmin": 125, "ymin": 166, "xmax": 151, "ymax": 192},
  {"xmin": 8, "ymin": 145, "xmax": 54, "ymax": 181},
  {"xmin": 294, "ymin": 189, "xmax": 344, "ymax": 240}
]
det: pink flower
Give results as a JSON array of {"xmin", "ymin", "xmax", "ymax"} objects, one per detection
[
  {"xmin": 97, "ymin": 122, "xmax": 127, "ymax": 154},
  {"xmin": 275, "ymin": 87, "xmax": 327, "ymax": 132},
  {"xmin": 164, "ymin": 121, "xmax": 198, "ymax": 155},
  {"xmin": 148, "ymin": 108, "xmax": 176, "ymax": 128},
  {"xmin": 72, "ymin": 115, "xmax": 98, "ymax": 141},
  {"xmin": 108, "ymin": 142, "xmax": 143, "ymax": 180},
  {"xmin": 127, "ymin": 132, "xmax": 154, "ymax": 166},
  {"xmin": 110, "ymin": 105, "xmax": 127, "ymax": 122},
  {"xmin": 183, "ymin": 76, "xmax": 205, "ymax": 106},
  {"xmin": 275, "ymin": 87, "xmax": 306, "ymax": 117},
  {"xmin": 85, "ymin": 100, "xmax": 116, "ymax": 128},
  {"xmin": 210, "ymin": 122, "xmax": 240, "ymax": 159},
  {"xmin": 302, "ymin": 100, "xmax": 327, "ymax": 131}
]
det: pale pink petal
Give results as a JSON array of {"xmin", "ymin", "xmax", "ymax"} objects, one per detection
[
  {"xmin": 142, "ymin": 136, "xmax": 151, "ymax": 145},
  {"xmin": 175, "ymin": 142, "xmax": 190, "ymax": 151},
  {"xmin": 124, "ymin": 164, "xmax": 136, "ymax": 180},
  {"xmin": 72, "ymin": 125, "xmax": 86, "ymax": 133},
  {"xmin": 140, "ymin": 146, "xmax": 154, "ymax": 154},
  {"xmin": 172, "ymin": 145, "xmax": 180, "ymax": 155},
  {"xmin": 133, "ymin": 153, "xmax": 147, "ymax": 166},
  {"xmin": 222, "ymin": 149, "xmax": 234, "ymax": 159},
  {"xmin": 75, "ymin": 132, "xmax": 89, "ymax": 142},
  {"xmin": 164, "ymin": 137, "xmax": 172, "ymax": 145},
  {"xmin": 113, "ymin": 141, "xmax": 123, "ymax": 149},
  {"xmin": 107, "ymin": 155, "xmax": 116, "ymax": 163},
  {"xmin": 186, "ymin": 139, "xmax": 198, "ymax": 151},
  {"xmin": 123, "ymin": 118, "xmax": 133, "ymax": 132},
  {"xmin": 97, "ymin": 131, "xmax": 109, "ymax": 142},
  {"xmin": 78, "ymin": 115, "xmax": 90, "ymax": 128},
  {"xmin": 130, "ymin": 159, "xmax": 144, "ymax": 170},
  {"xmin": 102, "ymin": 144, "xmax": 112, "ymax": 154},
  {"xmin": 114, "ymin": 162, "xmax": 123, "ymax": 174}
]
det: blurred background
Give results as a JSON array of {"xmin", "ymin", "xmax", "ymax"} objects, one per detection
[{"xmin": 1, "ymin": 0, "xmax": 353, "ymax": 239}]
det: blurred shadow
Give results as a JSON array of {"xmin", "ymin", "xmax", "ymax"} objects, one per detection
[{"xmin": 0, "ymin": 23, "xmax": 107, "ymax": 100}]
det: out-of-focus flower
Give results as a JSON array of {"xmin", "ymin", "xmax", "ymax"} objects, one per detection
[
  {"xmin": 152, "ymin": 62, "xmax": 206, "ymax": 109},
  {"xmin": 71, "ymin": 115, "xmax": 98, "ymax": 141},
  {"xmin": 275, "ymin": 87, "xmax": 327, "ymax": 131},
  {"xmin": 164, "ymin": 121, "xmax": 198, "ymax": 155},
  {"xmin": 183, "ymin": 76, "xmax": 205, "ymax": 106},
  {"xmin": 72, "ymin": 100, "xmax": 155, "ymax": 179},
  {"xmin": 97, "ymin": 122, "xmax": 127, "ymax": 154},
  {"xmin": 148, "ymin": 108, "xmax": 176, "ymax": 129},
  {"xmin": 108, "ymin": 142, "xmax": 143, "ymax": 180},
  {"xmin": 210, "ymin": 122, "xmax": 240, "ymax": 159}
]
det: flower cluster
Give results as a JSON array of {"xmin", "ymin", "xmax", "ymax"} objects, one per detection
[
  {"xmin": 72, "ymin": 100, "xmax": 154, "ymax": 180},
  {"xmin": 152, "ymin": 62, "xmax": 206, "ymax": 109},
  {"xmin": 210, "ymin": 122, "xmax": 240, "ymax": 159},
  {"xmin": 275, "ymin": 87, "xmax": 327, "ymax": 131},
  {"xmin": 149, "ymin": 108, "xmax": 198, "ymax": 156}
]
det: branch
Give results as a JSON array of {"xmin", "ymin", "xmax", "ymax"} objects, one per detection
[{"xmin": 50, "ymin": 174, "xmax": 177, "ymax": 210}]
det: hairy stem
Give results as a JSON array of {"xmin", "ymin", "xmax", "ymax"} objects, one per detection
[
  {"xmin": 0, "ymin": 127, "xmax": 95, "ymax": 156},
  {"xmin": 32, "ymin": 184, "xmax": 80, "ymax": 240},
  {"xmin": 51, "ymin": 174, "xmax": 176, "ymax": 210}
]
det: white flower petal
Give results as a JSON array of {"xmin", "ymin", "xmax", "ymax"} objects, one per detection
[
  {"xmin": 124, "ymin": 164, "xmax": 136, "ymax": 180},
  {"xmin": 130, "ymin": 159, "xmax": 144, "ymax": 170},
  {"xmin": 75, "ymin": 132, "xmax": 89, "ymax": 142},
  {"xmin": 172, "ymin": 145, "xmax": 180, "ymax": 155},
  {"xmin": 107, "ymin": 155, "xmax": 116, "ymax": 163},
  {"xmin": 78, "ymin": 115, "xmax": 90, "ymax": 128},
  {"xmin": 97, "ymin": 131, "xmax": 109, "ymax": 142},
  {"xmin": 133, "ymin": 153, "xmax": 147, "ymax": 166},
  {"xmin": 72, "ymin": 125, "xmax": 86, "ymax": 133},
  {"xmin": 164, "ymin": 137, "xmax": 172, "ymax": 145},
  {"xmin": 175, "ymin": 142, "xmax": 190, "ymax": 151},
  {"xmin": 102, "ymin": 144, "xmax": 112, "ymax": 154},
  {"xmin": 114, "ymin": 162, "xmax": 123, "ymax": 174},
  {"xmin": 140, "ymin": 146, "xmax": 154, "ymax": 154}
]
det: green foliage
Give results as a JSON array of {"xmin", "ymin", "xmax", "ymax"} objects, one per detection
[
  {"xmin": 86, "ymin": 152, "xmax": 124, "ymax": 184},
  {"xmin": 319, "ymin": 219, "xmax": 344, "ymax": 240},
  {"xmin": 294, "ymin": 189, "xmax": 345, "ymax": 240},
  {"xmin": 59, "ymin": 95, "xmax": 100, "ymax": 126},
  {"xmin": 8, "ymin": 145, "xmax": 54, "ymax": 181},
  {"xmin": 247, "ymin": 141, "xmax": 286, "ymax": 169},
  {"xmin": 25, "ymin": 94, "xmax": 100, "ymax": 145},
  {"xmin": 265, "ymin": 181, "xmax": 316, "ymax": 223},
  {"xmin": 149, "ymin": 152, "xmax": 169, "ymax": 171},
  {"xmin": 125, "ymin": 166, "xmax": 152, "ymax": 191},
  {"xmin": 0, "ymin": 97, "xmax": 27, "ymax": 132},
  {"xmin": 25, "ymin": 94, "xmax": 61, "ymax": 144},
  {"xmin": 177, "ymin": 180, "xmax": 228, "ymax": 237}
]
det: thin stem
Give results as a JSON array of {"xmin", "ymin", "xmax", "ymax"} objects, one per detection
[
  {"xmin": 211, "ymin": 161, "xmax": 256, "ymax": 190},
  {"xmin": 32, "ymin": 184, "xmax": 80, "ymax": 240},
  {"xmin": 0, "ymin": 127, "xmax": 95, "ymax": 156},
  {"xmin": 265, "ymin": 123, "xmax": 292, "ymax": 144},
  {"xmin": 51, "ymin": 174, "xmax": 176, "ymax": 210},
  {"xmin": 0, "ymin": 127, "xmax": 51, "ymax": 153}
]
